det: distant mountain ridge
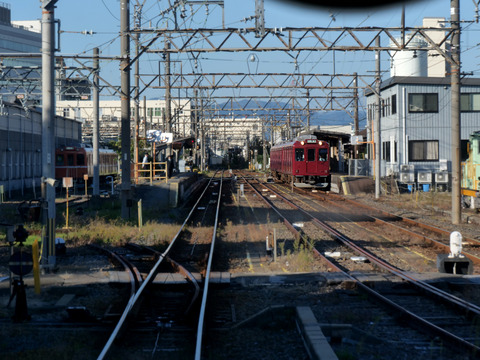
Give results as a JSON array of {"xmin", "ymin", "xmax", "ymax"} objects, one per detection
[{"xmin": 212, "ymin": 99, "xmax": 365, "ymax": 127}]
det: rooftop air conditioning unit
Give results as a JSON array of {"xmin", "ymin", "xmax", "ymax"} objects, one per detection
[
  {"xmin": 417, "ymin": 172, "xmax": 432, "ymax": 184},
  {"xmin": 400, "ymin": 172, "xmax": 415, "ymax": 183},
  {"xmin": 435, "ymin": 172, "xmax": 449, "ymax": 184},
  {"xmin": 400, "ymin": 164, "xmax": 410, "ymax": 172}
]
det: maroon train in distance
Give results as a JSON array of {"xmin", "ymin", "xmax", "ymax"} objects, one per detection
[
  {"xmin": 55, "ymin": 145, "xmax": 118, "ymax": 182},
  {"xmin": 270, "ymin": 135, "xmax": 331, "ymax": 190}
]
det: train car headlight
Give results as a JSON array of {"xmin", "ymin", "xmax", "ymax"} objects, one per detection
[
  {"xmin": 318, "ymin": 141, "xmax": 322, "ymax": 145},
  {"xmin": 301, "ymin": 141, "xmax": 304, "ymax": 145}
]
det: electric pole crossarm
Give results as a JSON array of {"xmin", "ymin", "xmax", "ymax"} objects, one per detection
[
  {"xmin": 139, "ymin": 26, "xmax": 453, "ymax": 54},
  {"xmin": 72, "ymin": 58, "xmax": 123, "ymax": 96},
  {"xmin": 42, "ymin": 0, "xmax": 59, "ymax": 9},
  {"xmin": 417, "ymin": 28, "xmax": 457, "ymax": 66},
  {"xmin": 150, "ymin": 72, "xmax": 374, "ymax": 90}
]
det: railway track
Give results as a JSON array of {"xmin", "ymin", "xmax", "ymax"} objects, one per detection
[
  {"xmin": 92, "ymin": 172, "xmax": 226, "ymax": 360},
  {"xmin": 239, "ymin": 173, "xmax": 480, "ymax": 358}
]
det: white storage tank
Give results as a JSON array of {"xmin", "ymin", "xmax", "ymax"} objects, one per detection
[{"xmin": 390, "ymin": 35, "xmax": 428, "ymax": 77}]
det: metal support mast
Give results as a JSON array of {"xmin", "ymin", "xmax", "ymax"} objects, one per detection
[
  {"xmin": 451, "ymin": 0, "xmax": 461, "ymax": 224},
  {"xmin": 120, "ymin": 0, "xmax": 131, "ymax": 220},
  {"xmin": 41, "ymin": 0, "xmax": 59, "ymax": 268},
  {"xmin": 134, "ymin": 1, "xmax": 145, "ymax": 183},
  {"xmin": 165, "ymin": 40, "xmax": 172, "ymax": 158},
  {"xmin": 255, "ymin": 0, "xmax": 265, "ymax": 38},
  {"xmin": 353, "ymin": 72, "xmax": 359, "ymax": 160},
  {"xmin": 93, "ymin": 47, "xmax": 100, "ymax": 196},
  {"xmin": 374, "ymin": 36, "xmax": 381, "ymax": 199}
]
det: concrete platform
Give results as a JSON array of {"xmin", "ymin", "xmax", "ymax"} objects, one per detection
[
  {"xmin": 331, "ymin": 174, "xmax": 375, "ymax": 195},
  {"xmin": 135, "ymin": 171, "xmax": 204, "ymax": 208},
  {"xmin": 296, "ymin": 306, "xmax": 338, "ymax": 360}
]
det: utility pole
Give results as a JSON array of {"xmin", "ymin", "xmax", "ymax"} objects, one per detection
[
  {"xmin": 194, "ymin": 88, "xmax": 198, "ymax": 167},
  {"xmin": 374, "ymin": 36, "xmax": 381, "ymax": 199},
  {"xmin": 353, "ymin": 72, "xmax": 359, "ymax": 160},
  {"xmin": 246, "ymin": 131, "xmax": 250, "ymax": 169},
  {"xmin": 306, "ymin": 89, "xmax": 310, "ymax": 132},
  {"xmin": 255, "ymin": 0, "xmax": 265, "ymax": 38},
  {"xmin": 133, "ymin": 1, "xmax": 145, "ymax": 184},
  {"xmin": 120, "ymin": 0, "xmax": 131, "ymax": 220},
  {"xmin": 262, "ymin": 120, "xmax": 266, "ymax": 171},
  {"xmin": 41, "ymin": 0, "xmax": 58, "ymax": 268},
  {"xmin": 165, "ymin": 39, "xmax": 172, "ymax": 157},
  {"xmin": 93, "ymin": 47, "xmax": 100, "ymax": 196},
  {"xmin": 451, "ymin": 0, "xmax": 461, "ymax": 224},
  {"xmin": 201, "ymin": 97, "xmax": 205, "ymax": 171}
]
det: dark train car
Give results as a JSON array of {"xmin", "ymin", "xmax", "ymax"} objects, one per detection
[
  {"xmin": 270, "ymin": 135, "xmax": 331, "ymax": 190},
  {"xmin": 55, "ymin": 146, "xmax": 118, "ymax": 181}
]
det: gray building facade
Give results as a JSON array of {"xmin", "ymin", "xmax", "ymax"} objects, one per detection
[
  {"xmin": 365, "ymin": 76, "xmax": 480, "ymax": 187},
  {"xmin": 0, "ymin": 102, "xmax": 82, "ymax": 196}
]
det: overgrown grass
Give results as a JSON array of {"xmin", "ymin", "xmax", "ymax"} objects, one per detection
[
  {"xmin": 66, "ymin": 217, "xmax": 180, "ymax": 247},
  {"xmin": 1, "ymin": 195, "xmax": 183, "ymax": 249}
]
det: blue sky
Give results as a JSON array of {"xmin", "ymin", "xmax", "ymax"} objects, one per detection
[
  {"xmin": 11, "ymin": 0, "xmax": 480, "ymax": 125},
  {"xmin": 13, "ymin": 1, "xmax": 480, "ymax": 76}
]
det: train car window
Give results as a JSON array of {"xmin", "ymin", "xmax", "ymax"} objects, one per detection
[
  {"xmin": 318, "ymin": 149, "xmax": 328, "ymax": 162},
  {"xmin": 77, "ymin": 154, "xmax": 85, "ymax": 166},
  {"xmin": 56, "ymin": 154, "xmax": 64, "ymax": 166},
  {"xmin": 295, "ymin": 149, "xmax": 304, "ymax": 161},
  {"xmin": 307, "ymin": 149, "xmax": 315, "ymax": 161},
  {"xmin": 67, "ymin": 154, "xmax": 74, "ymax": 166}
]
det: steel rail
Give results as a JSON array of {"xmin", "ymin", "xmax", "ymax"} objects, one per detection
[
  {"xmin": 244, "ymin": 176, "xmax": 480, "ymax": 354},
  {"xmin": 295, "ymin": 187, "xmax": 480, "ymax": 264},
  {"xmin": 97, "ymin": 174, "xmax": 217, "ymax": 360},
  {"xmin": 321, "ymin": 190, "xmax": 480, "ymax": 246},
  {"xmin": 126, "ymin": 242, "xmax": 201, "ymax": 315},
  {"xmin": 194, "ymin": 172, "xmax": 224, "ymax": 360},
  {"xmin": 89, "ymin": 244, "xmax": 137, "ymax": 299},
  {"xmin": 264, "ymin": 181, "xmax": 480, "ymax": 315},
  {"xmin": 239, "ymin": 174, "xmax": 342, "ymax": 273}
]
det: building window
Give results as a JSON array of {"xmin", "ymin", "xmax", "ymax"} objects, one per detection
[
  {"xmin": 408, "ymin": 93, "xmax": 438, "ymax": 113},
  {"xmin": 461, "ymin": 139, "xmax": 470, "ymax": 161},
  {"xmin": 367, "ymin": 104, "xmax": 374, "ymax": 122},
  {"xmin": 409, "ymin": 140, "xmax": 439, "ymax": 161},
  {"xmin": 62, "ymin": 108, "xmax": 70, "ymax": 117},
  {"xmin": 460, "ymin": 93, "xmax": 480, "ymax": 112},
  {"xmin": 382, "ymin": 141, "xmax": 398, "ymax": 162},
  {"xmin": 391, "ymin": 94, "xmax": 397, "ymax": 115}
]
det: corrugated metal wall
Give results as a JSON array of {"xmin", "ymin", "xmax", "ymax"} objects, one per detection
[{"xmin": 0, "ymin": 104, "xmax": 81, "ymax": 196}]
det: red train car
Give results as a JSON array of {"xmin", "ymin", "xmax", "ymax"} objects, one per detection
[
  {"xmin": 55, "ymin": 146, "xmax": 118, "ymax": 181},
  {"xmin": 270, "ymin": 136, "xmax": 330, "ymax": 190}
]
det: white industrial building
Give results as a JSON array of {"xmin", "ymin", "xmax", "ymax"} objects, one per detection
[{"xmin": 56, "ymin": 99, "xmax": 194, "ymax": 144}]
